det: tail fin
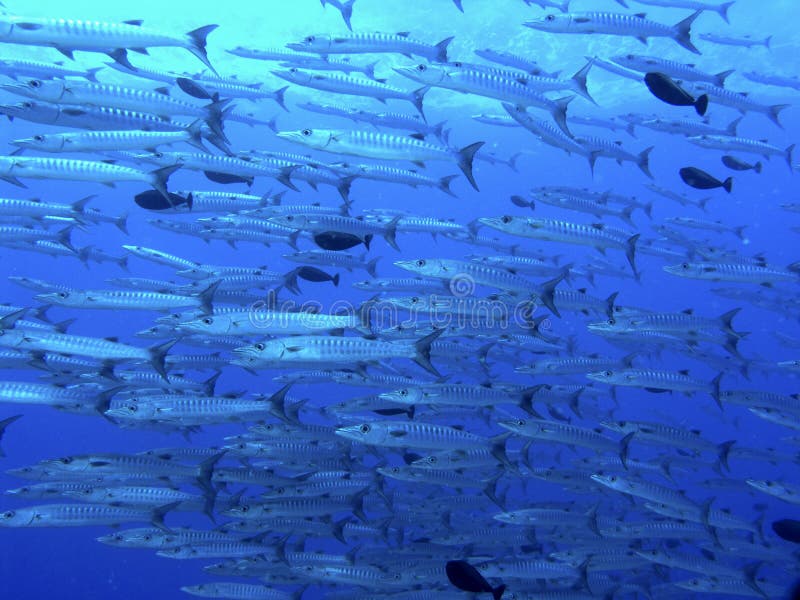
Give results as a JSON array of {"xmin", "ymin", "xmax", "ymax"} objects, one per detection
[
  {"xmin": 726, "ymin": 116, "xmax": 742, "ymax": 136},
  {"xmin": 85, "ymin": 67, "xmax": 103, "ymax": 83},
  {"xmin": 768, "ymin": 104, "xmax": 789, "ymax": 128},
  {"xmin": 785, "ymin": 144, "xmax": 795, "ymax": 171},
  {"xmin": 339, "ymin": 0, "xmax": 355, "ymax": 30},
  {"xmin": 271, "ymin": 86, "xmax": 289, "ymax": 112},
  {"xmin": 151, "ymin": 501, "xmax": 180, "ymax": 533},
  {"xmin": 202, "ymin": 97, "xmax": 232, "ymax": 144},
  {"xmin": 0, "ymin": 414, "xmax": 22, "ymax": 458},
  {"xmin": 366, "ymin": 256, "xmax": 380, "ymax": 278},
  {"xmin": 718, "ymin": 1, "xmax": 735, "ymax": 23},
  {"xmin": 536, "ymin": 274, "xmax": 565, "ymax": 318},
  {"xmin": 383, "ymin": 216, "xmax": 401, "ymax": 252},
  {"xmin": 456, "ymin": 141, "xmax": 484, "ymax": 192},
  {"xmin": 434, "ymin": 36, "xmax": 454, "ymax": 63},
  {"xmin": 637, "ymin": 146, "xmax": 654, "ymax": 179},
  {"xmin": 148, "ymin": 339, "xmax": 177, "ymax": 380},
  {"xmin": 695, "ymin": 94, "xmax": 708, "ymax": 116},
  {"xmin": 625, "ymin": 233, "xmax": 640, "ymax": 276},
  {"xmin": 148, "ymin": 165, "xmax": 181, "ymax": 201},
  {"xmin": 715, "ymin": 68, "xmax": 735, "ymax": 86},
  {"xmin": 571, "ymin": 59, "xmax": 596, "ymax": 104},
  {"xmin": 186, "ymin": 25, "xmax": 219, "ymax": 75},
  {"xmin": 722, "ymin": 177, "xmax": 733, "ymax": 193},
  {"xmin": 492, "ymin": 584, "xmax": 506, "ymax": 600},
  {"xmin": 184, "ymin": 119, "xmax": 207, "ymax": 152},
  {"xmin": 710, "ymin": 373, "xmax": 723, "ymax": 408},
  {"xmin": 412, "ymin": 329, "xmax": 444, "ymax": 376},
  {"xmin": 452, "ymin": 0, "xmax": 464, "ymax": 11},
  {"xmin": 438, "ymin": 174, "xmax": 459, "ymax": 197},
  {"xmin": 196, "ymin": 280, "xmax": 220, "ymax": 314},
  {"xmin": 551, "ymin": 95, "xmax": 574, "ymax": 136},
  {"xmin": 673, "ymin": 10, "xmax": 702, "ymax": 55},
  {"xmin": 408, "ymin": 86, "xmax": 429, "ymax": 121},
  {"xmin": 754, "ymin": 161, "xmax": 762, "ymax": 174},
  {"xmin": 764, "ymin": 35, "xmax": 772, "ymax": 49}
]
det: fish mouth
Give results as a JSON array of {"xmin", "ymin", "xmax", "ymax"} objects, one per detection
[
  {"xmin": 284, "ymin": 43, "xmax": 307, "ymax": 52},
  {"xmin": 9, "ymin": 138, "xmax": 33, "ymax": 147},
  {"xmin": 275, "ymin": 131, "xmax": 306, "ymax": 144}
]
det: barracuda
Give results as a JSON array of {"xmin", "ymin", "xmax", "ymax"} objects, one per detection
[
  {"xmin": 611, "ymin": 53, "xmax": 734, "ymax": 85},
  {"xmin": 36, "ymin": 281, "xmax": 218, "ymax": 313},
  {"xmin": 287, "ymin": 31, "xmax": 453, "ymax": 62},
  {"xmin": 0, "ymin": 14, "xmax": 217, "ymax": 72},
  {"xmin": 479, "ymin": 215, "xmax": 640, "ymax": 276},
  {"xmin": 524, "ymin": 10, "xmax": 702, "ymax": 54},
  {"xmin": 0, "ymin": 155, "xmax": 179, "ymax": 199},
  {"xmin": 233, "ymin": 330, "xmax": 444, "ymax": 376},
  {"xmin": 3, "ymin": 79, "xmax": 228, "ymax": 141},
  {"xmin": 277, "ymin": 127, "xmax": 483, "ymax": 191},
  {"xmin": 395, "ymin": 63, "xmax": 574, "ymax": 135}
]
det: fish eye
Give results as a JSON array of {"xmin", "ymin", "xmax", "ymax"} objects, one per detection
[
  {"xmin": 202, "ymin": 317, "xmax": 212, "ymax": 325},
  {"xmin": 58, "ymin": 292, "xmax": 68, "ymax": 298},
  {"xmin": 128, "ymin": 405, "xmax": 137, "ymax": 412},
  {"xmin": 304, "ymin": 36, "xmax": 315, "ymax": 43},
  {"xmin": 22, "ymin": 102, "xmax": 32, "ymax": 108},
  {"xmin": 301, "ymin": 129, "xmax": 312, "ymax": 136},
  {"xmin": 60, "ymin": 457, "xmax": 72, "ymax": 464},
  {"xmin": 501, "ymin": 215, "xmax": 512, "ymax": 224},
  {"xmin": 681, "ymin": 263, "xmax": 690, "ymax": 269},
  {"xmin": 416, "ymin": 64, "xmax": 427, "ymax": 72},
  {"xmin": 286, "ymin": 215, "xmax": 294, "ymax": 221},
  {"xmin": 33, "ymin": 135, "xmax": 44, "ymax": 142},
  {"xmin": 359, "ymin": 424, "xmax": 371, "ymax": 433},
  {"xmin": 411, "ymin": 296, "xmax": 419, "ymax": 303},
  {"xmin": 290, "ymin": 67, "xmax": 298, "ymax": 73},
  {"xmin": 607, "ymin": 318, "xmax": 615, "ymax": 325},
  {"xmin": 154, "ymin": 152, "xmax": 163, "ymax": 158},
  {"xmin": 608, "ymin": 475, "xmax": 617, "ymax": 482},
  {"xmin": 627, "ymin": 54, "xmax": 634, "ymax": 59},
  {"xmin": 29, "ymin": 80, "xmax": 42, "ymax": 88},
  {"xmin": 2, "ymin": 511, "xmax": 14, "ymax": 518},
  {"xmin": 545, "ymin": 14, "xmax": 555, "ymax": 21},
  {"xmin": 399, "ymin": 389, "xmax": 408, "ymax": 396},
  {"xmin": 428, "ymin": 456, "xmax": 437, "ymax": 463},
  {"xmin": 451, "ymin": 61, "xmax": 462, "ymax": 67},
  {"xmin": 415, "ymin": 259, "xmax": 426, "ymax": 267},
  {"xmin": 240, "ymin": 505, "xmax": 249, "ymax": 512},
  {"xmin": 142, "ymin": 534, "xmax": 152, "ymax": 541},
  {"xmin": 516, "ymin": 419, "xmax": 526, "ymax": 426},
  {"xmin": 604, "ymin": 370, "xmax": 613, "ymax": 376},
  {"xmin": 255, "ymin": 343, "xmax": 265, "ymax": 351}
]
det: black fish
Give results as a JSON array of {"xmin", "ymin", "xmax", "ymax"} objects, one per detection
[
  {"xmin": 0, "ymin": 414, "xmax": 22, "ymax": 457},
  {"xmin": 134, "ymin": 190, "xmax": 191, "ymax": 210},
  {"xmin": 644, "ymin": 72, "xmax": 709, "ymax": 116},
  {"xmin": 722, "ymin": 155, "xmax": 762, "ymax": 173},
  {"xmin": 204, "ymin": 171, "xmax": 254, "ymax": 185},
  {"xmin": 510, "ymin": 194, "xmax": 534, "ymax": 209},
  {"xmin": 314, "ymin": 231, "xmax": 369, "ymax": 251},
  {"xmin": 296, "ymin": 266, "xmax": 340, "ymax": 286},
  {"xmin": 445, "ymin": 560, "xmax": 505, "ymax": 600},
  {"xmin": 772, "ymin": 519, "xmax": 800, "ymax": 543},
  {"xmin": 679, "ymin": 167, "xmax": 733, "ymax": 193}
]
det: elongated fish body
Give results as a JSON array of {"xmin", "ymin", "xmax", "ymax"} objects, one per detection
[
  {"xmin": 0, "ymin": 101, "xmax": 187, "ymax": 132},
  {"xmin": 576, "ymin": 136, "xmax": 653, "ymax": 178},
  {"xmin": 0, "ymin": 155, "xmax": 178, "ymax": 198},
  {"xmin": 336, "ymin": 420, "xmax": 489, "ymax": 450},
  {"xmin": 4, "ymin": 79, "xmax": 208, "ymax": 119},
  {"xmin": 698, "ymin": 32, "xmax": 771, "ymax": 48},
  {"xmin": 611, "ymin": 53, "xmax": 732, "ymax": 85},
  {"xmin": 395, "ymin": 64, "xmax": 573, "ymax": 135},
  {"xmin": 587, "ymin": 368, "xmax": 720, "ymax": 398},
  {"xmin": 232, "ymin": 332, "xmax": 441, "ymax": 373},
  {"xmin": 664, "ymin": 261, "xmax": 800, "ymax": 284},
  {"xmin": 0, "ymin": 381, "xmax": 101, "ymax": 407},
  {"xmin": 503, "ymin": 104, "xmax": 588, "ymax": 160},
  {"xmin": 272, "ymin": 69, "xmax": 426, "ymax": 117},
  {"xmin": 277, "ymin": 128, "xmax": 484, "ymax": 191},
  {"xmin": 331, "ymin": 162, "xmax": 458, "ymax": 196},
  {"xmin": 742, "ymin": 70, "xmax": 800, "ymax": 91},
  {"xmin": 180, "ymin": 583, "xmax": 291, "ymax": 600},
  {"xmin": 35, "ymin": 285, "xmax": 216, "ymax": 312},
  {"xmin": 473, "ymin": 48, "xmax": 559, "ymax": 76},
  {"xmin": 525, "ymin": 11, "xmax": 702, "ymax": 54},
  {"xmin": 12, "ymin": 126, "xmax": 205, "ymax": 153},
  {"xmin": 682, "ymin": 81, "xmax": 789, "ymax": 127},
  {"xmin": 0, "ymin": 57, "xmax": 102, "ymax": 81},
  {"xmin": 688, "ymin": 135, "xmax": 794, "ymax": 166},
  {"xmin": 0, "ymin": 502, "xmax": 175, "ymax": 528},
  {"xmin": 629, "ymin": 0, "xmax": 735, "ymax": 21},
  {"xmin": 479, "ymin": 216, "xmax": 640, "ymax": 275},
  {"xmin": 638, "ymin": 115, "xmax": 740, "ymax": 137},
  {"xmin": 0, "ymin": 15, "xmax": 217, "ymax": 72},
  {"xmin": 178, "ymin": 310, "xmax": 362, "ymax": 337},
  {"xmin": 287, "ymin": 32, "xmax": 453, "ymax": 63}
]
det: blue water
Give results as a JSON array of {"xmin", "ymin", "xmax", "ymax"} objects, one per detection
[{"xmin": 0, "ymin": 1, "xmax": 798, "ymax": 599}]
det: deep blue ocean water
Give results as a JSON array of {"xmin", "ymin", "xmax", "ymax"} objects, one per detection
[{"xmin": 0, "ymin": 1, "xmax": 797, "ymax": 599}]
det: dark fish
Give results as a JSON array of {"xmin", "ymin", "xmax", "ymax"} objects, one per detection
[
  {"xmin": 176, "ymin": 77, "xmax": 214, "ymax": 100},
  {"xmin": 644, "ymin": 72, "xmax": 709, "ymax": 116},
  {"xmin": 204, "ymin": 171, "xmax": 254, "ymax": 185},
  {"xmin": 445, "ymin": 560, "xmax": 505, "ymax": 600},
  {"xmin": 722, "ymin": 155, "xmax": 763, "ymax": 173},
  {"xmin": 772, "ymin": 519, "xmax": 800, "ymax": 543},
  {"xmin": 134, "ymin": 190, "xmax": 191, "ymax": 210},
  {"xmin": 296, "ymin": 266, "xmax": 340, "ymax": 286},
  {"xmin": 0, "ymin": 414, "xmax": 22, "ymax": 457},
  {"xmin": 314, "ymin": 231, "xmax": 369, "ymax": 251},
  {"xmin": 510, "ymin": 194, "xmax": 533, "ymax": 209},
  {"xmin": 679, "ymin": 167, "xmax": 733, "ymax": 193}
]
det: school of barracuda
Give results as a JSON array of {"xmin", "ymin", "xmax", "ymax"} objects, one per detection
[{"xmin": 0, "ymin": 0, "xmax": 797, "ymax": 598}]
